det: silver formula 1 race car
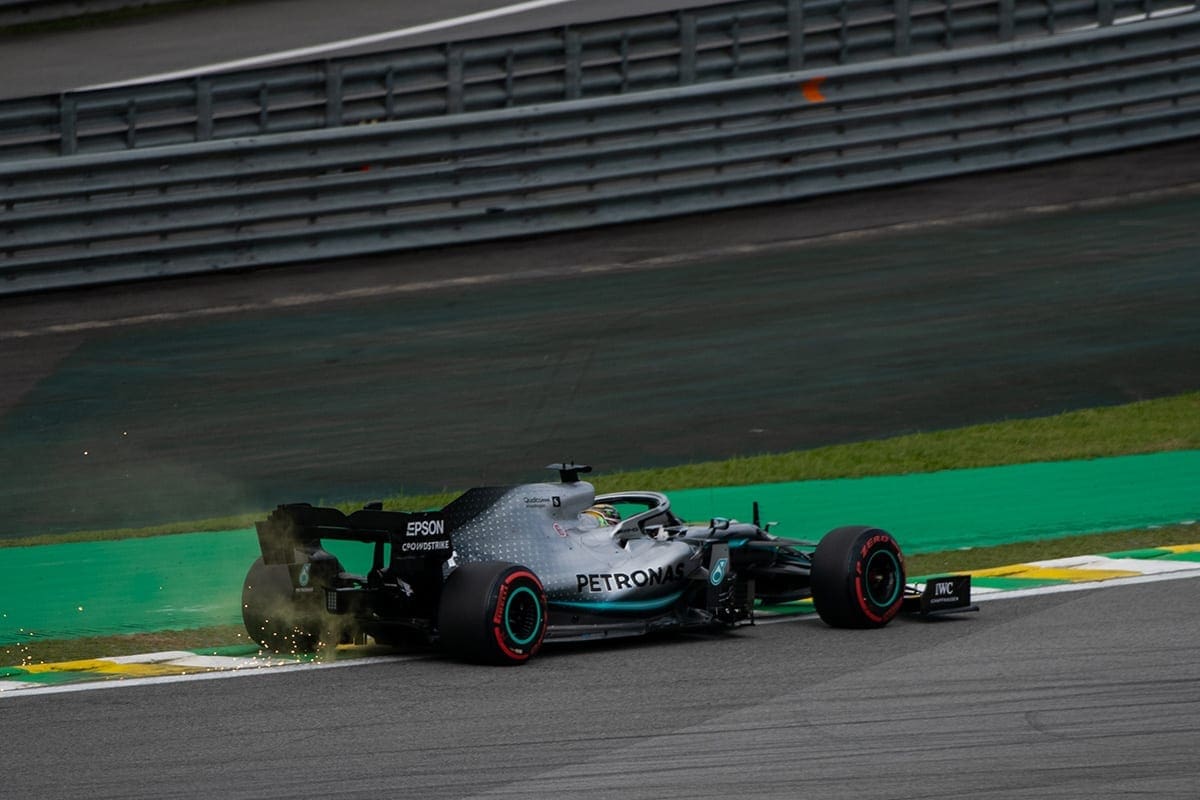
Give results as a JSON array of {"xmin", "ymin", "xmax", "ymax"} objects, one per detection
[{"xmin": 242, "ymin": 464, "xmax": 974, "ymax": 664}]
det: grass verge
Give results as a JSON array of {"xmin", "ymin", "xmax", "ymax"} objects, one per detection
[
  {"xmin": 1, "ymin": 625, "xmax": 251, "ymax": 668},
  {"xmin": 903, "ymin": 522, "xmax": 1197, "ymax": 575},
  {"xmin": 589, "ymin": 391, "xmax": 1200, "ymax": 492},
  {"xmin": 4, "ymin": 392, "xmax": 1198, "ymax": 548}
]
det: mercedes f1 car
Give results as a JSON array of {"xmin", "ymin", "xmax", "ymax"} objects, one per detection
[{"xmin": 242, "ymin": 464, "xmax": 974, "ymax": 664}]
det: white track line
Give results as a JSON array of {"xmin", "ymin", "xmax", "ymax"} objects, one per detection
[
  {"xmin": 77, "ymin": 0, "xmax": 581, "ymax": 91},
  {"xmin": 973, "ymin": 565, "xmax": 1200, "ymax": 602},
  {"xmin": 0, "ymin": 653, "xmax": 420, "ymax": 698}
]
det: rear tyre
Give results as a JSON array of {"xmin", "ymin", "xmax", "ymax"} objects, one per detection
[
  {"xmin": 811, "ymin": 526, "xmax": 905, "ymax": 628},
  {"xmin": 242, "ymin": 556, "xmax": 327, "ymax": 653},
  {"xmin": 438, "ymin": 562, "xmax": 547, "ymax": 665}
]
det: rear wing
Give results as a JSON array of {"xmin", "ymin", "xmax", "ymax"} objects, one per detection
[{"xmin": 255, "ymin": 503, "xmax": 452, "ymax": 565}]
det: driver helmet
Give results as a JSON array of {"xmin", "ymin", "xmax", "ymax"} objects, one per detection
[{"xmin": 582, "ymin": 503, "xmax": 621, "ymax": 527}]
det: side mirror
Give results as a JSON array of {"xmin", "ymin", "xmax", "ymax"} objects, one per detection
[{"xmin": 710, "ymin": 517, "xmax": 730, "ymax": 531}]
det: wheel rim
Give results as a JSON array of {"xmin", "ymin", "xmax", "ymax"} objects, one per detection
[
  {"xmin": 503, "ymin": 584, "xmax": 543, "ymax": 646},
  {"xmin": 863, "ymin": 549, "xmax": 901, "ymax": 608}
]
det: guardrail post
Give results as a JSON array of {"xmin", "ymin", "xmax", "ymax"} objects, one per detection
[
  {"xmin": 679, "ymin": 11, "xmax": 696, "ymax": 84},
  {"xmin": 446, "ymin": 45, "xmax": 464, "ymax": 114},
  {"xmin": 325, "ymin": 61, "xmax": 343, "ymax": 127},
  {"xmin": 619, "ymin": 33, "xmax": 630, "ymax": 91},
  {"xmin": 1097, "ymin": 0, "xmax": 1115, "ymax": 26},
  {"xmin": 730, "ymin": 16, "xmax": 742, "ymax": 77},
  {"xmin": 126, "ymin": 99, "xmax": 137, "ymax": 149},
  {"xmin": 565, "ymin": 28, "xmax": 582, "ymax": 98},
  {"xmin": 786, "ymin": 0, "xmax": 805, "ymax": 70},
  {"xmin": 384, "ymin": 66, "xmax": 397, "ymax": 118},
  {"xmin": 195, "ymin": 78, "xmax": 212, "ymax": 141},
  {"xmin": 505, "ymin": 49, "xmax": 516, "ymax": 106},
  {"xmin": 895, "ymin": 0, "xmax": 912, "ymax": 57},
  {"xmin": 59, "ymin": 94, "xmax": 77, "ymax": 156},
  {"xmin": 999, "ymin": 0, "xmax": 1014, "ymax": 41},
  {"xmin": 838, "ymin": 0, "xmax": 850, "ymax": 63},
  {"xmin": 258, "ymin": 84, "xmax": 269, "ymax": 132}
]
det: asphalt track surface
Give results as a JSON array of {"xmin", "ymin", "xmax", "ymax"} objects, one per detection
[
  {"xmin": 0, "ymin": 0, "xmax": 728, "ymax": 98},
  {"xmin": 4, "ymin": 580, "xmax": 1199, "ymax": 799}
]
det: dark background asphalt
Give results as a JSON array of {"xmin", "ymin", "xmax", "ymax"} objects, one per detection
[
  {"xmin": 2, "ymin": 140, "xmax": 1199, "ymax": 536},
  {"xmin": 0, "ymin": 0, "xmax": 730, "ymax": 98},
  {"xmin": 1, "ymin": 0, "xmax": 1198, "ymax": 539}
]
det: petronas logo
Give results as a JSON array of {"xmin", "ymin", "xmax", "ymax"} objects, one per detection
[{"xmin": 709, "ymin": 558, "xmax": 728, "ymax": 586}]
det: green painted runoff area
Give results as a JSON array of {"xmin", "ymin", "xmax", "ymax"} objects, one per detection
[
  {"xmin": 668, "ymin": 450, "xmax": 1199, "ymax": 553},
  {"xmin": 2, "ymin": 451, "xmax": 1196, "ymax": 643}
]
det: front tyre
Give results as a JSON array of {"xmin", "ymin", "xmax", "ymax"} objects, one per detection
[
  {"xmin": 438, "ymin": 562, "xmax": 547, "ymax": 665},
  {"xmin": 811, "ymin": 526, "xmax": 905, "ymax": 628}
]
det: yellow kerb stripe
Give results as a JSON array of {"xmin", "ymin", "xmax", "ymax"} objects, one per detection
[
  {"xmin": 20, "ymin": 659, "xmax": 204, "ymax": 678},
  {"xmin": 969, "ymin": 565, "xmax": 1141, "ymax": 582}
]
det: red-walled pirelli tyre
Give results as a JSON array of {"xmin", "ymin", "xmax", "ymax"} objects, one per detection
[
  {"xmin": 811, "ymin": 526, "xmax": 906, "ymax": 629},
  {"xmin": 438, "ymin": 562, "xmax": 547, "ymax": 665}
]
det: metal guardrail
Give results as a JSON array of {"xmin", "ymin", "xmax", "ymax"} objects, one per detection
[
  {"xmin": 2, "ymin": 12, "xmax": 1197, "ymax": 295},
  {"xmin": 2, "ymin": 0, "xmax": 1195, "ymax": 161}
]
